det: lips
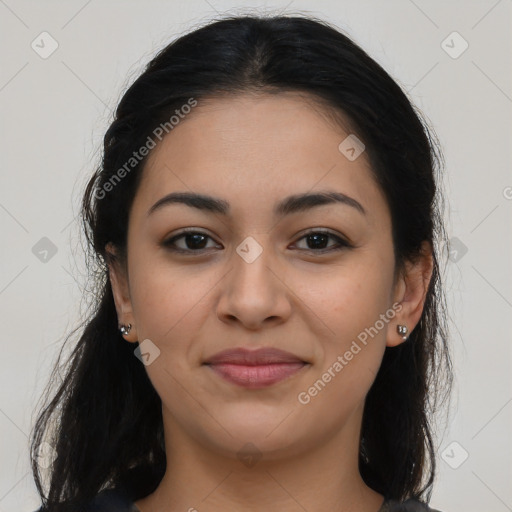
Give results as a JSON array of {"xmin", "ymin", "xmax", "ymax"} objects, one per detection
[
  {"xmin": 204, "ymin": 347, "xmax": 308, "ymax": 389},
  {"xmin": 205, "ymin": 347, "xmax": 306, "ymax": 365}
]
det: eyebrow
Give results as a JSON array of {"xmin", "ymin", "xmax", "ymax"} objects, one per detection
[{"xmin": 147, "ymin": 190, "xmax": 367, "ymax": 217}]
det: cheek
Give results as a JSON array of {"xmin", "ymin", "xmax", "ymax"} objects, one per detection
[
  {"xmin": 294, "ymin": 273, "xmax": 390, "ymax": 428},
  {"xmin": 127, "ymin": 264, "xmax": 210, "ymax": 402},
  {"xmin": 128, "ymin": 254, "xmax": 229, "ymax": 367},
  {"xmin": 306, "ymin": 259, "xmax": 393, "ymax": 373},
  {"xmin": 309, "ymin": 260, "xmax": 392, "ymax": 331}
]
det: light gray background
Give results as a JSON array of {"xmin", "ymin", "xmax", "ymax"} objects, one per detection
[{"xmin": 1, "ymin": 1, "xmax": 511, "ymax": 511}]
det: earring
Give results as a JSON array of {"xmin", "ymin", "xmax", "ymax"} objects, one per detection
[
  {"xmin": 396, "ymin": 324, "xmax": 408, "ymax": 341},
  {"xmin": 119, "ymin": 323, "xmax": 132, "ymax": 336}
]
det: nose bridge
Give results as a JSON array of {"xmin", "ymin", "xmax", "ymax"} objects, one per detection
[{"xmin": 231, "ymin": 234, "xmax": 276, "ymax": 292}]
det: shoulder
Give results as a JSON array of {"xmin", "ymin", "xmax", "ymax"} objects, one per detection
[
  {"xmin": 381, "ymin": 498, "xmax": 444, "ymax": 512},
  {"xmin": 33, "ymin": 488, "xmax": 139, "ymax": 512}
]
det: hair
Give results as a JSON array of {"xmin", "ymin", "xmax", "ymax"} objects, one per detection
[{"xmin": 30, "ymin": 13, "xmax": 453, "ymax": 511}]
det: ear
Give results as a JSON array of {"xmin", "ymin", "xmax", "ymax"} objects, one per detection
[
  {"xmin": 106, "ymin": 242, "xmax": 138, "ymax": 343},
  {"xmin": 387, "ymin": 241, "xmax": 434, "ymax": 347}
]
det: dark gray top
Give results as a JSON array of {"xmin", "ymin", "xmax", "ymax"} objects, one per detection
[{"xmin": 36, "ymin": 488, "xmax": 443, "ymax": 511}]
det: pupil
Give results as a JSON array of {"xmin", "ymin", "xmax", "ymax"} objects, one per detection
[
  {"xmin": 308, "ymin": 233, "xmax": 328, "ymax": 249},
  {"xmin": 187, "ymin": 233, "xmax": 207, "ymax": 249}
]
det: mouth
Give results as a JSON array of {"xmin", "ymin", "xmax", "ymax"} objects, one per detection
[{"xmin": 203, "ymin": 347, "xmax": 309, "ymax": 389}]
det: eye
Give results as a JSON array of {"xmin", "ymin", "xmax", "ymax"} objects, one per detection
[
  {"xmin": 162, "ymin": 229, "xmax": 220, "ymax": 253},
  {"xmin": 162, "ymin": 229, "xmax": 352, "ymax": 255},
  {"xmin": 292, "ymin": 230, "xmax": 352, "ymax": 253}
]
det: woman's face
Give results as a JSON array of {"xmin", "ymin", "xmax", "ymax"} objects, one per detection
[{"xmin": 109, "ymin": 92, "xmax": 414, "ymax": 461}]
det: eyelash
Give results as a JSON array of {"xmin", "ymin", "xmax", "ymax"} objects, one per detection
[{"xmin": 161, "ymin": 228, "xmax": 352, "ymax": 255}]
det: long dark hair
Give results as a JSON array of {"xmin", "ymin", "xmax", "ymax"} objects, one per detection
[{"xmin": 30, "ymin": 14, "xmax": 453, "ymax": 511}]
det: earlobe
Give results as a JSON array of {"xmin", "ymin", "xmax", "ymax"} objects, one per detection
[
  {"xmin": 106, "ymin": 243, "xmax": 138, "ymax": 343},
  {"xmin": 387, "ymin": 241, "xmax": 433, "ymax": 348}
]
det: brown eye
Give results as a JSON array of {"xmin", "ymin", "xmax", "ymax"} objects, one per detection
[
  {"xmin": 162, "ymin": 229, "xmax": 352, "ymax": 255},
  {"xmin": 162, "ymin": 230, "xmax": 220, "ymax": 253},
  {"xmin": 293, "ymin": 230, "xmax": 352, "ymax": 253}
]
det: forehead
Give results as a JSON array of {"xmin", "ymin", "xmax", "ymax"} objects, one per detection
[{"xmin": 131, "ymin": 92, "xmax": 389, "ymax": 227}]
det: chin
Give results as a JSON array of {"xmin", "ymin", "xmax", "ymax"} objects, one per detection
[
  {"xmin": 209, "ymin": 429, "xmax": 305, "ymax": 465},
  {"xmin": 211, "ymin": 411, "xmax": 304, "ymax": 452}
]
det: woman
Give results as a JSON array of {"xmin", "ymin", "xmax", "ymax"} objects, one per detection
[{"xmin": 31, "ymin": 14, "xmax": 452, "ymax": 512}]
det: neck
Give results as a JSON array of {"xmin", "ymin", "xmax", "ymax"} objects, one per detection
[{"xmin": 135, "ymin": 403, "xmax": 385, "ymax": 512}]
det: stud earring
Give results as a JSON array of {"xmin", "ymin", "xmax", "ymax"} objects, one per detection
[
  {"xmin": 396, "ymin": 324, "xmax": 408, "ymax": 341},
  {"xmin": 119, "ymin": 323, "xmax": 132, "ymax": 336}
]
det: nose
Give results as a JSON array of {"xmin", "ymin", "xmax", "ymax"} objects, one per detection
[{"xmin": 215, "ymin": 237, "xmax": 292, "ymax": 331}]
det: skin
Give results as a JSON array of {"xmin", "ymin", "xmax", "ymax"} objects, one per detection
[{"xmin": 107, "ymin": 91, "xmax": 433, "ymax": 512}]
